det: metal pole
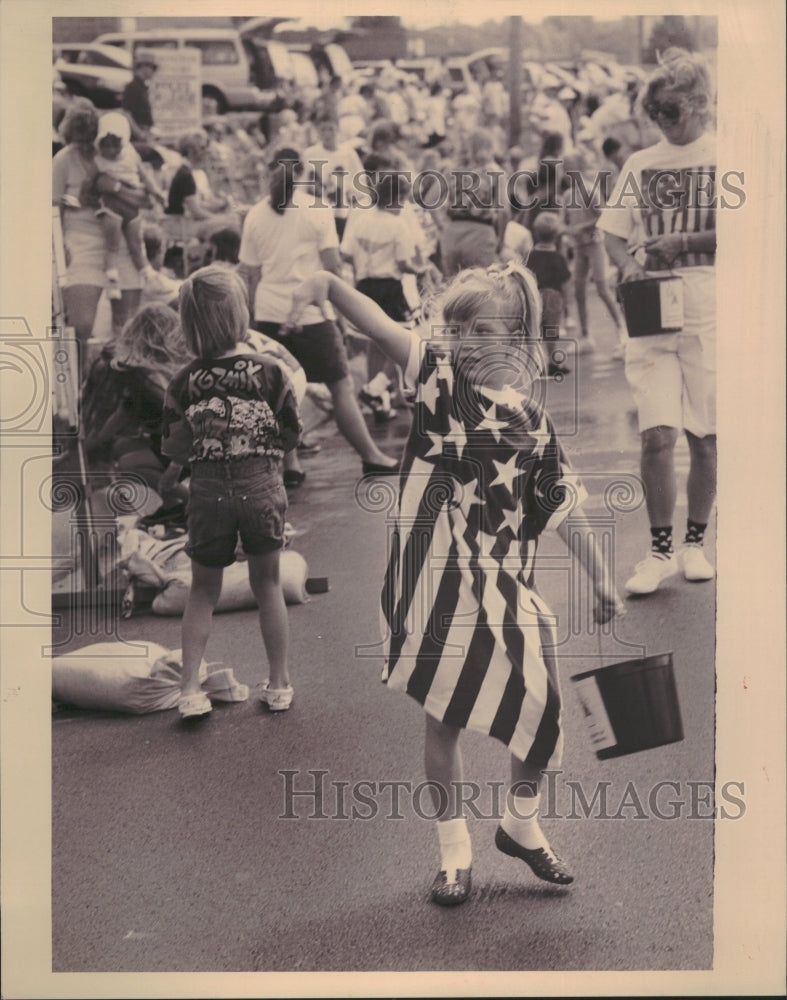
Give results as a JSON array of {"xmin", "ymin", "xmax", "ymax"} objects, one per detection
[{"xmin": 508, "ymin": 15, "xmax": 522, "ymax": 147}]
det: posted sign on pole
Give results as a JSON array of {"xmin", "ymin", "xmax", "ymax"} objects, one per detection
[{"xmin": 149, "ymin": 48, "xmax": 201, "ymax": 139}]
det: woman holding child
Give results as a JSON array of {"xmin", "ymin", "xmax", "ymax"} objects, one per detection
[{"xmin": 53, "ymin": 103, "xmax": 146, "ymax": 373}]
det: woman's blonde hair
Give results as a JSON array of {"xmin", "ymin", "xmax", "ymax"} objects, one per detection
[
  {"xmin": 178, "ymin": 265, "xmax": 250, "ymax": 359},
  {"xmin": 112, "ymin": 303, "xmax": 192, "ymax": 388},
  {"xmin": 640, "ymin": 47, "xmax": 714, "ymax": 123},
  {"xmin": 61, "ymin": 102, "xmax": 98, "ymax": 145},
  {"xmin": 177, "ymin": 128, "xmax": 209, "ymax": 160},
  {"xmin": 438, "ymin": 262, "xmax": 542, "ymax": 341}
]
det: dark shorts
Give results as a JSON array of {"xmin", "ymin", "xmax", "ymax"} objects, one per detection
[
  {"xmin": 186, "ymin": 458, "xmax": 287, "ymax": 568},
  {"xmin": 356, "ymin": 277, "xmax": 412, "ymax": 323},
  {"xmin": 255, "ymin": 319, "xmax": 349, "ymax": 385}
]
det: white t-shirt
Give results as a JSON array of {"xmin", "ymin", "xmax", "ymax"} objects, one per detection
[
  {"xmin": 502, "ymin": 220, "xmax": 534, "ymax": 262},
  {"xmin": 304, "ymin": 141, "xmax": 364, "ymax": 220},
  {"xmin": 341, "ymin": 207, "xmax": 415, "ymax": 282},
  {"xmin": 239, "ymin": 189, "xmax": 338, "ymax": 325},
  {"xmin": 528, "ymin": 94, "xmax": 574, "ymax": 152},
  {"xmin": 598, "ymin": 131, "xmax": 716, "ymax": 276},
  {"xmin": 94, "ymin": 144, "xmax": 143, "ymax": 187}
]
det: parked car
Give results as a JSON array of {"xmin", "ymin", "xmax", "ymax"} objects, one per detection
[
  {"xmin": 53, "ymin": 42, "xmax": 133, "ymax": 109},
  {"xmin": 288, "ymin": 50, "xmax": 321, "ymax": 111},
  {"xmin": 395, "ymin": 58, "xmax": 443, "ymax": 85},
  {"xmin": 286, "ymin": 41, "xmax": 353, "ymax": 85},
  {"xmin": 94, "ymin": 26, "xmax": 295, "ymax": 115},
  {"xmin": 351, "ymin": 58, "xmax": 396, "ymax": 78}
]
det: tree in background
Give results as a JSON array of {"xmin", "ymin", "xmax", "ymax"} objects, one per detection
[{"xmin": 642, "ymin": 15, "xmax": 696, "ymax": 64}]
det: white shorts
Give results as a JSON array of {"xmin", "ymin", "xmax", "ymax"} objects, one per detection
[{"xmin": 624, "ymin": 268, "xmax": 716, "ymax": 437}]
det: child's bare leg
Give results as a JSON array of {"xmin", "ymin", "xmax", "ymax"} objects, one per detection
[
  {"xmin": 283, "ymin": 449, "xmax": 304, "ymax": 477},
  {"xmin": 123, "ymin": 215, "xmax": 148, "ymax": 272},
  {"xmin": 495, "ymin": 754, "xmax": 573, "ymax": 883},
  {"xmin": 589, "ymin": 242, "xmax": 622, "ymax": 329},
  {"xmin": 424, "ymin": 714, "xmax": 464, "ymax": 819},
  {"xmin": 425, "ymin": 715, "xmax": 472, "ymax": 899},
  {"xmin": 99, "ymin": 211, "xmax": 123, "ymax": 272},
  {"xmin": 573, "ymin": 248, "xmax": 590, "ymax": 339},
  {"xmin": 247, "ymin": 549, "xmax": 290, "ymax": 690},
  {"xmin": 180, "ymin": 562, "xmax": 224, "ymax": 697}
]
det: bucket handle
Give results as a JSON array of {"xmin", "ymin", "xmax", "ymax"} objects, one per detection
[
  {"xmin": 595, "ymin": 627, "xmax": 643, "ymax": 665},
  {"xmin": 628, "ymin": 242, "xmax": 683, "ymax": 276}
]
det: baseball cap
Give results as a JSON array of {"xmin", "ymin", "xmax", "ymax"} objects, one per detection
[{"xmin": 134, "ymin": 49, "xmax": 159, "ymax": 69}]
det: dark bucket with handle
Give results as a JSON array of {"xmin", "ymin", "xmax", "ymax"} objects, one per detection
[
  {"xmin": 571, "ymin": 651, "xmax": 684, "ymax": 760},
  {"xmin": 618, "ymin": 276, "xmax": 684, "ymax": 337}
]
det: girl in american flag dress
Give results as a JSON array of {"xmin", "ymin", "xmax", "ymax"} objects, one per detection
[{"xmin": 288, "ymin": 264, "xmax": 623, "ymax": 906}]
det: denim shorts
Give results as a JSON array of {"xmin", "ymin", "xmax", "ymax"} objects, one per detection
[{"xmin": 186, "ymin": 458, "xmax": 287, "ymax": 567}]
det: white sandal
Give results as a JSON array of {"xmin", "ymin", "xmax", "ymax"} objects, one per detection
[
  {"xmin": 259, "ymin": 682, "xmax": 293, "ymax": 712},
  {"xmin": 178, "ymin": 691, "xmax": 212, "ymax": 719}
]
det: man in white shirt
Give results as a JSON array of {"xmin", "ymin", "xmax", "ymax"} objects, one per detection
[{"xmin": 304, "ymin": 112, "xmax": 365, "ymax": 240}]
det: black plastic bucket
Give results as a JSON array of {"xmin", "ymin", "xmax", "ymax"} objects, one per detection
[
  {"xmin": 571, "ymin": 652, "xmax": 684, "ymax": 760},
  {"xmin": 618, "ymin": 277, "xmax": 684, "ymax": 337}
]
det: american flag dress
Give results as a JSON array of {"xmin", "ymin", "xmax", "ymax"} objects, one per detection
[{"xmin": 381, "ymin": 333, "xmax": 587, "ymax": 767}]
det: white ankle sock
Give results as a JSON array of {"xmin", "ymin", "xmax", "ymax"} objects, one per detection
[
  {"xmin": 501, "ymin": 793, "xmax": 551, "ymax": 851},
  {"xmin": 436, "ymin": 816, "xmax": 472, "ymax": 873}
]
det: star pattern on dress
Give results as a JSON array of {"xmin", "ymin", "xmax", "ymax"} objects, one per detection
[
  {"xmin": 446, "ymin": 413, "xmax": 467, "ymax": 460},
  {"xmin": 416, "ymin": 368, "xmax": 440, "ymax": 415},
  {"xmin": 490, "ymin": 453, "xmax": 524, "ymax": 491},
  {"xmin": 498, "ymin": 501, "xmax": 521, "ymax": 537},
  {"xmin": 456, "ymin": 475, "xmax": 483, "ymax": 515},
  {"xmin": 423, "ymin": 430, "xmax": 444, "ymax": 459},
  {"xmin": 479, "ymin": 383, "xmax": 530, "ymax": 411},
  {"xmin": 528, "ymin": 411, "xmax": 552, "ymax": 458},
  {"xmin": 434, "ymin": 355, "xmax": 455, "ymax": 394},
  {"xmin": 476, "ymin": 401, "xmax": 508, "ymax": 443}
]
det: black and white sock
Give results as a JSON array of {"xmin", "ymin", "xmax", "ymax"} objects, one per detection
[
  {"xmin": 684, "ymin": 520, "xmax": 707, "ymax": 546},
  {"xmin": 650, "ymin": 526, "xmax": 674, "ymax": 558}
]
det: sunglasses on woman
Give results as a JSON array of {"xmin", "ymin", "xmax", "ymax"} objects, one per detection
[{"xmin": 645, "ymin": 99, "xmax": 688, "ymax": 124}]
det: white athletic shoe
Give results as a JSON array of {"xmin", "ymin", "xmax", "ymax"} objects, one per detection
[
  {"xmin": 625, "ymin": 552, "xmax": 678, "ymax": 595},
  {"xmin": 680, "ymin": 544, "xmax": 715, "ymax": 582},
  {"xmin": 576, "ymin": 337, "xmax": 597, "ymax": 355}
]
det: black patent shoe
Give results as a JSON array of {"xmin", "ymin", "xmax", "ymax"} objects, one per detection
[
  {"xmin": 430, "ymin": 866, "xmax": 472, "ymax": 906},
  {"xmin": 361, "ymin": 460, "xmax": 400, "ymax": 476},
  {"xmin": 494, "ymin": 826, "xmax": 574, "ymax": 885}
]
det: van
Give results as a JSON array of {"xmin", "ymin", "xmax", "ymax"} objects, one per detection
[
  {"xmin": 288, "ymin": 50, "xmax": 320, "ymax": 111},
  {"xmin": 286, "ymin": 42, "xmax": 353, "ymax": 85},
  {"xmin": 94, "ymin": 26, "xmax": 297, "ymax": 114}
]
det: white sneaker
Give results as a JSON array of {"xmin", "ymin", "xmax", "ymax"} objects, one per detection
[
  {"xmin": 576, "ymin": 337, "xmax": 597, "ymax": 355},
  {"xmin": 680, "ymin": 544, "xmax": 715, "ymax": 582},
  {"xmin": 625, "ymin": 552, "xmax": 678, "ymax": 595}
]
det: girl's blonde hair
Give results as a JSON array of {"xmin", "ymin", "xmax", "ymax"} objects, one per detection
[
  {"xmin": 112, "ymin": 303, "xmax": 192, "ymax": 388},
  {"xmin": 178, "ymin": 265, "xmax": 250, "ymax": 359},
  {"xmin": 438, "ymin": 262, "xmax": 542, "ymax": 341}
]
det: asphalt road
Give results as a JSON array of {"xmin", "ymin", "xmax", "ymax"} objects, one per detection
[{"xmin": 51, "ymin": 300, "xmax": 717, "ymax": 975}]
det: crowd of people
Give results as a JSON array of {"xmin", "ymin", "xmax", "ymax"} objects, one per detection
[{"xmin": 53, "ymin": 45, "xmax": 717, "ymax": 907}]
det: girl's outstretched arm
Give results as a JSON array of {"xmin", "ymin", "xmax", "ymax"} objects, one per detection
[
  {"xmin": 556, "ymin": 508, "xmax": 626, "ymax": 625},
  {"xmin": 287, "ymin": 271, "xmax": 412, "ymax": 370}
]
